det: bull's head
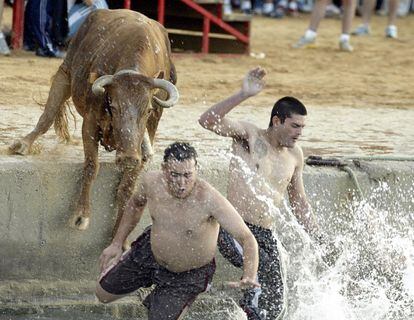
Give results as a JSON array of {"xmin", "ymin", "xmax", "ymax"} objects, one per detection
[{"xmin": 91, "ymin": 70, "xmax": 179, "ymax": 169}]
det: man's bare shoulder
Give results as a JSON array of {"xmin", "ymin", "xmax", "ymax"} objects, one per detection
[
  {"xmin": 140, "ymin": 170, "xmax": 163, "ymax": 187},
  {"xmin": 194, "ymin": 178, "xmax": 222, "ymax": 201},
  {"xmin": 289, "ymin": 144, "xmax": 304, "ymax": 165},
  {"xmin": 231, "ymin": 121, "xmax": 261, "ymax": 147},
  {"xmin": 238, "ymin": 121, "xmax": 260, "ymax": 135},
  {"xmin": 194, "ymin": 178, "xmax": 214, "ymax": 194}
]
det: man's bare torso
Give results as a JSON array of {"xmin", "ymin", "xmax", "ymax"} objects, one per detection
[
  {"xmin": 227, "ymin": 127, "xmax": 300, "ymax": 229},
  {"xmin": 144, "ymin": 172, "xmax": 219, "ymax": 273}
]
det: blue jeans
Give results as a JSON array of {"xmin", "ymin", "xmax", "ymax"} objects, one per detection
[
  {"xmin": 68, "ymin": 0, "xmax": 108, "ymax": 38},
  {"xmin": 24, "ymin": 0, "xmax": 55, "ymax": 52}
]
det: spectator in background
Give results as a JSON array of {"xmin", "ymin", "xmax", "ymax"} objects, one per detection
[
  {"xmin": 223, "ymin": 0, "xmax": 261, "ymax": 15},
  {"xmin": 352, "ymin": 0, "xmax": 399, "ymax": 38},
  {"xmin": 270, "ymin": 0, "xmax": 301, "ymax": 18},
  {"xmin": 67, "ymin": 0, "xmax": 108, "ymax": 38},
  {"xmin": 224, "ymin": 0, "xmax": 301, "ymax": 17},
  {"xmin": 223, "ymin": 0, "xmax": 235, "ymax": 15},
  {"xmin": 24, "ymin": 0, "xmax": 66, "ymax": 58},
  {"xmin": 0, "ymin": 0, "xmax": 11, "ymax": 55},
  {"xmin": 24, "ymin": 0, "xmax": 107, "ymax": 58},
  {"xmin": 325, "ymin": 0, "xmax": 341, "ymax": 18},
  {"xmin": 293, "ymin": 0, "xmax": 357, "ymax": 51}
]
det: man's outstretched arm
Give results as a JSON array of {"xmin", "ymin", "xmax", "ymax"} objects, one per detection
[
  {"xmin": 209, "ymin": 187, "xmax": 259, "ymax": 287},
  {"xmin": 99, "ymin": 181, "xmax": 147, "ymax": 272},
  {"xmin": 198, "ymin": 67, "xmax": 266, "ymax": 139},
  {"xmin": 287, "ymin": 153, "xmax": 319, "ymax": 235}
]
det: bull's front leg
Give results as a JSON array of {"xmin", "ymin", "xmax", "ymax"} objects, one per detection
[
  {"xmin": 9, "ymin": 65, "xmax": 71, "ymax": 155},
  {"xmin": 113, "ymin": 160, "xmax": 144, "ymax": 246},
  {"xmin": 69, "ymin": 116, "xmax": 99, "ymax": 230}
]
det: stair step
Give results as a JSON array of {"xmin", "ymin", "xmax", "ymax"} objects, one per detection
[
  {"xmin": 168, "ymin": 28, "xmax": 236, "ymax": 39},
  {"xmin": 132, "ymin": 1, "xmax": 250, "ymax": 23},
  {"xmin": 1, "ymin": 294, "xmax": 245, "ymax": 320},
  {"xmin": 223, "ymin": 12, "xmax": 252, "ymax": 22},
  {"xmin": 194, "ymin": 0, "xmax": 224, "ymax": 3},
  {"xmin": 169, "ymin": 33, "xmax": 248, "ymax": 54},
  {"xmin": 125, "ymin": 1, "xmax": 251, "ymax": 54}
]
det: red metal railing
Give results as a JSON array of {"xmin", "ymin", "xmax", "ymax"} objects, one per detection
[
  {"xmin": 123, "ymin": 0, "xmax": 131, "ymax": 9},
  {"xmin": 161, "ymin": 0, "xmax": 249, "ymax": 53},
  {"xmin": 12, "ymin": 0, "xmax": 249, "ymax": 53},
  {"xmin": 179, "ymin": 0, "xmax": 248, "ymax": 44},
  {"xmin": 11, "ymin": 0, "xmax": 24, "ymax": 49},
  {"xmin": 123, "ymin": 0, "xmax": 165, "ymax": 24}
]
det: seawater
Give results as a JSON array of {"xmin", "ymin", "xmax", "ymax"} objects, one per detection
[{"xmin": 217, "ymin": 150, "xmax": 414, "ymax": 320}]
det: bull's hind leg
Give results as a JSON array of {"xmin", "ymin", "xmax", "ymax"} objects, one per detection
[
  {"xmin": 69, "ymin": 115, "xmax": 99, "ymax": 230},
  {"xmin": 9, "ymin": 65, "xmax": 71, "ymax": 155}
]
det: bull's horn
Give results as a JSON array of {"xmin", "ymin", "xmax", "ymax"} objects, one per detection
[
  {"xmin": 141, "ymin": 128, "xmax": 153, "ymax": 162},
  {"xmin": 92, "ymin": 75, "xmax": 114, "ymax": 95},
  {"xmin": 114, "ymin": 70, "xmax": 141, "ymax": 77},
  {"xmin": 152, "ymin": 79, "xmax": 179, "ymax": 108}
]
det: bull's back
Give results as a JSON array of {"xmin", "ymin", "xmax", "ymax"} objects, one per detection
[
  {"xmin": 64, "ymin": 9, "xmax": 172, "ymax": 109},
  {"xmin": 67, "ymin": 9, "xmax": 169, "ymax": 64}
]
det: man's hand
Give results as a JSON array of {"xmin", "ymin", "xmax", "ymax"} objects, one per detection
[
  {"xmin": 226, "ymin": 277, "xmax": 260, "ymax": 289},
  {"xmin": 241, "ymin": 67, "xmax": 266, "ymax": 98},
  {"xmin": 99, "ymin": 243, "xmax": 123, "ymax": 273}
]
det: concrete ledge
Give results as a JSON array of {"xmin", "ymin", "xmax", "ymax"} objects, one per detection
[
  {"xmin": 1, "ymin": 157, "xmax": 413, "ymax": 316},
  {"xmin": 0, "ymin": 280, "xmax": 245, "ymax": 320}
]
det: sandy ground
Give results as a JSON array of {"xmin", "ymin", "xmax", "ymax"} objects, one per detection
[
  {"xmin": 1, "ymin": 8, "xmax": 414, "ymax": 108},
  {"xmin": 0, "ymin": 6, "xmax": 414, "ymax": 160}
]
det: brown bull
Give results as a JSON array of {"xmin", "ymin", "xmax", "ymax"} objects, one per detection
[{"xmin": 9, "ymin": 9, "xmax": 179, "ymax": 234}]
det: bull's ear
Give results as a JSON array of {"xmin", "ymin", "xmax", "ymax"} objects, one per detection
[
  {"xmin": 153, "ymin": 71, "xmax": 165, "ymax": 79},
  {"xmin": 88, "ymin": 72, "xmax": 99, "ymax": 84}
]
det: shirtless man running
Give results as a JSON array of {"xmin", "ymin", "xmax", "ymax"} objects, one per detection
[
  {"xmin": 96, "ymin": 142, "xmax": 260, "ymax": 320},
  {"xmin": 199, "ymin": 68, "xmax": 318, "ymax": 320}
]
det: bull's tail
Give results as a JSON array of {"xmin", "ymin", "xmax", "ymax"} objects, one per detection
[
  {"xmin": 54, "ymin": 100, "xmax": 74, "ymax": 143},
  {"xmin": 47, "ymin": 67, "xmax": 73, "ymax": 143}
]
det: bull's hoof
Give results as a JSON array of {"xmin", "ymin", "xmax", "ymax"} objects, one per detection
[
  {"xmin": 9, "ymin": 140, "xmax": 31, "ymax": 155},
  {"xmin": 142, "ymin": 153, "xmax": 153, "ymax": 163},
  {"xmin": 69, "ymin": 215, "xmax": 90, "ymax": 231}
]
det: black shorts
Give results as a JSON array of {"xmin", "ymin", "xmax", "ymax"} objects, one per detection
[
  {"xmin": 100, "ymin": 227, "xmax": 216, "ymax": 320},
  {"xmin": 218, "ymin": 222, "xmax": 284, "ymax": 320}
]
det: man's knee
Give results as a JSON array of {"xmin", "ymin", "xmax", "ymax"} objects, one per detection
[{"xmin": 95, "ymin": 282, "xmax": 122, "ymax": 304}]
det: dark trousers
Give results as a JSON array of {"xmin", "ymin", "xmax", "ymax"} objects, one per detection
[
  {"xmin": 218, "ymin": 222, "xmax": 284, "ymax": 320},
  {"xmin": 24, "ymin": 0, "xmax": 67, "ymax": 53}
]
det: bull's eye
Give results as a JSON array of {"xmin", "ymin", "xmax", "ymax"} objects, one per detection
[{"xmin": 110, "ymin": 105, "xmax": 119, "ymax": 115}]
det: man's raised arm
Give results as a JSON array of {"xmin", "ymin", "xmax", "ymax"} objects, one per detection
[{"xmin": 198, "ymin": 67, "xmax": 266, "ymax": 139}]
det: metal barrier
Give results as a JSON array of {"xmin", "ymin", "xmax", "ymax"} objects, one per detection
[
  {"xmin": 178, "ymin": 0, "xmax": 249, "ymax": 53},
  {"xmin": 306, "ymin": 155, "xmax": 364, "ymax": 200},
  {"xmin": 11, "ymin": 0, "xmax": 24, "ymax": 49},
  {"xmin": 11, "ymin": 0, "xmax": 250, "ymax": 54}
]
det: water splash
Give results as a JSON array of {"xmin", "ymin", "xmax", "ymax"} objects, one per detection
[{"xmin": 214, "ymin": 149, "xmax": 414, "ymax": 320}]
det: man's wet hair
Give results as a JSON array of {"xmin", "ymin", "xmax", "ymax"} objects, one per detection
[
  {"xmin": 268, "ymin": 96, "xmax": 307, "ymax": 127},
  {"xmin": 163, "ymin": 142, "xmax": 198, "ymax": 164}
]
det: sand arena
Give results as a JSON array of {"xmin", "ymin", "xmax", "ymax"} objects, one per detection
[{"xmin": 1, "ymin": 6, "xmax": 414, "ymax": 320}]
